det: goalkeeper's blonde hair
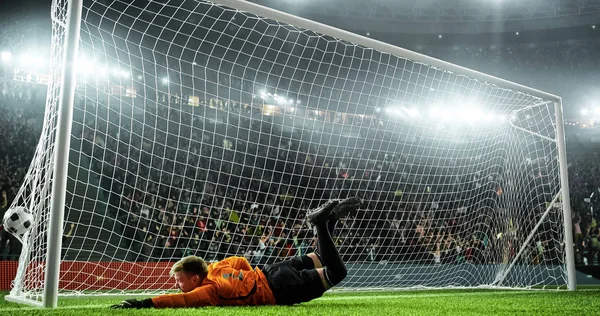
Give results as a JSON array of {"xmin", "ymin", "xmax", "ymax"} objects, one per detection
[{"xmin": 170, "ymin": 256, "xmax": 208, "ymax": 277}]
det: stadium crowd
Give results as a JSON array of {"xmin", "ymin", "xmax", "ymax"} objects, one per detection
[
  {"xmin": 0, "ymin": 31, "xmax": 599, "ymax": 266},
  {"xmin": 0, "ymin": 84, "xmax": 43, "ymax": 260}
]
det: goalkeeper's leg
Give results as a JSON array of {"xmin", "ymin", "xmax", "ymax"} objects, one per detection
[
  {"xmin": 308, "ymin": 197, "xmax": 362, "ymax": 289},
  {"xmin": 313, "ymin": 223, "xmax": 345, "ymax": 289},
  {"xmin": 261, "ymin": 198, "xmax": 362, "ymax": 305}
]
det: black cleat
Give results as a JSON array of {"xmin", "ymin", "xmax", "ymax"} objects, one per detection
[
  {"xmin": 330, "ymin": 197, "xmax": 363, "ymax": 220},
  {"xmin": 307, "ymin": 199, "xmax": 340, "ymax": 225},
  {"xmin": 307, "ymin": 197, "xmax": 363, "ymax": 225}
]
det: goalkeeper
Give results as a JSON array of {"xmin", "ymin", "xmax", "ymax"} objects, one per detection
[{"xmin": 111, "ymin": 197, "xmax": 362, "ymax": 308}]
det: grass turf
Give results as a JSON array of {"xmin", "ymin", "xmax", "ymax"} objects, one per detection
[{"xmin": 1, "ymin": 288, "xmax": 600, "ymax": 316}]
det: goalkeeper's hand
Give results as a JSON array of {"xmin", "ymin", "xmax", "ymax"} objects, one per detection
[{"xmin": 110, "ymin": 298, "xmax": 154, "ymax": 309}]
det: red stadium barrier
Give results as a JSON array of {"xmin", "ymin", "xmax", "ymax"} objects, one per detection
[
  {"xmin": 1, "ymin": 261, "xmax": 176, "ymax": 291},
  {"xmin": 0, "ymin": 261, "xmax": 18, "ymax": 291}
]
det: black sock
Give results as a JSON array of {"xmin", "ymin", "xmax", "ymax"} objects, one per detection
[
  {"xmin": 327, "ymin": 219, "xmax": 337, "ymax": 236},
  {"xmin": 315, "ymin": 222, "xmax": 347, "ymax": 287},
  {"xmin": 316, "ymin": 219, "xmax": 337, "ymax": 254}
]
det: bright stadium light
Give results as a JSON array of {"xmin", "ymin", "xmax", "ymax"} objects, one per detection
[
  {"xmin": 76, "ymin": 57, "xmax": 95, "ymax": 75},
  {"xmin": 18, "ymin": 53, "xmax": 35, "ymax": 67},
  {"xmin": 581, "ymin": 109, "xmax": 588, "ymax": 115},
  {"xmin": 111, "ymin": 67, "xmax": 122, "ymax": 76},
  {"xmin": 274, "ymin": 95, "xmax": 285, "ymax": 104},
  {"xmin": 428, "ymin": 107, "xmax": 440, "ymax": 118},
  {"xmin": 96, "ymin": 65, "xmax": 109, "ymax": 77},
  {"xmin": 404, "ymin": 107, "xmax": 420, "ymax": 118},
  {"xmin": 483, "ymin": 113, "xmax": 496, "ymax": 122},
  {"xmin": 458, "ymin": 107, "xmax": 484, "ymax": 122},
  {"xmin": 162, "ymin": 77, "xmax": 169, "ymax": 84},
  {"xmin": 385, "ymin": 107, "xmax": 403, "ymax": 117},
  {"xmin": 31, "ymin": 55, "xmax": 46, "ymax": 68},
  {"xmin": 0, "ymin": 51, "xmax": 11, "ymax": 63}
]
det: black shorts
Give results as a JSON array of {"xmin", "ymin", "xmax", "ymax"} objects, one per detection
[{"xmin": 262, "ymin": 257, "xmax": 326, "ymax": 305}]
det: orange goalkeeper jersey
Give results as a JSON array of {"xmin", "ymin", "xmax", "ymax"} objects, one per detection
[{"xmin": 151, "ymin": 256, "xmax": 276, "ymax": 308}]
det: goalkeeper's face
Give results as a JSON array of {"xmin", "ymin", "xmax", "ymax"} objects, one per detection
[{"xmin": 174, "ymin": 271, "xmax": 202, "ymax": 293}]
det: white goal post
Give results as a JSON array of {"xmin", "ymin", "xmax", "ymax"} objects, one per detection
[{"xmin": 6, "ymin": 0, "xmax": 575, "ymax": 308}]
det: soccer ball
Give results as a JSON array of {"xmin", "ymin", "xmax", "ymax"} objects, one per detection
[{"xmin": 3, "ymin": 206, "xmax": 34, "ymax": 236}]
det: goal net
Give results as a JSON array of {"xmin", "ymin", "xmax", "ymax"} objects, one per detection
[{"xmin": 7, "ymin": 0, "xmax": 573, "ymax": 304}]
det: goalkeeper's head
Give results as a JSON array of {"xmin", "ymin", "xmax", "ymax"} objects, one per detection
[{"xmin": 170, "ymin": 256, "xmax": 208, "ymax": 293}]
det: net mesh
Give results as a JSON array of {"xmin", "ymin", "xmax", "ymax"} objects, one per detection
[{"xmin": 9, "ymin": 0, "xmax": 567, "ymax": 301}]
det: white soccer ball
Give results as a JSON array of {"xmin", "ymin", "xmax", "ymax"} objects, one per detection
[{"xmin": 3, "ymin": 206, "xmax": 34, "ymax": 237}]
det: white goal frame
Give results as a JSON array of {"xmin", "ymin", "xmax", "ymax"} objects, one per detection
[{"xmin": 7, "ymin": 0, "xmax": 576, "ymax": 308}]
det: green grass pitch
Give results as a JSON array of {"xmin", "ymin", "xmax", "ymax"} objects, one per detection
[{"xmin": 2, "ymin": 287, "xmax": 600, "ymax": 315}]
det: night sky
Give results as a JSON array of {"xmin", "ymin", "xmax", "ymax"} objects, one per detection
[
  {"xmin": 0, "ymin": 0, "xmax": 49, "ymax": 12},
  {"xmin": 0, "ymin": 0, "xmax": 52, "ymax": 25}
]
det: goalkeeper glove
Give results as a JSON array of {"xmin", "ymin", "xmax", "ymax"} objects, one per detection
[{"xmin": 110, "ymin": 298, "xmax": 154, "ymax": 309}]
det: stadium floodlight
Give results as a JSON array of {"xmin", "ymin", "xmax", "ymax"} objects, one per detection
[
  {"xmin": 31, "ymin": 55, "xmax": 47, "ymax": 68},
  {"xmin": 581, "ymin": 109, "xmax": 588, "ymax": 115},
  {"xmin": 385, "ymin": 107, "xmax": 402, "ymax": 116},
  {"xmin": 96, "ymin": 65, "xmax": 109, "ymax": 77},
  {"xmin": 403, "ymin": 107, "xmax": 420, "ymax": 118},
  {"xmin": 6, "ymin": 0, "xmax": 576, "ymax": 308},
  {"xmin": 0, "ymin": 51, "xmax": 11, "ymax": 63},
  {"xmin": 17, "ymin": 54, "xmax": 31, "ymax": 67},
  {"xmin": 76, "ymin": 57, "xmax": 94, "ymax": 74}
]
